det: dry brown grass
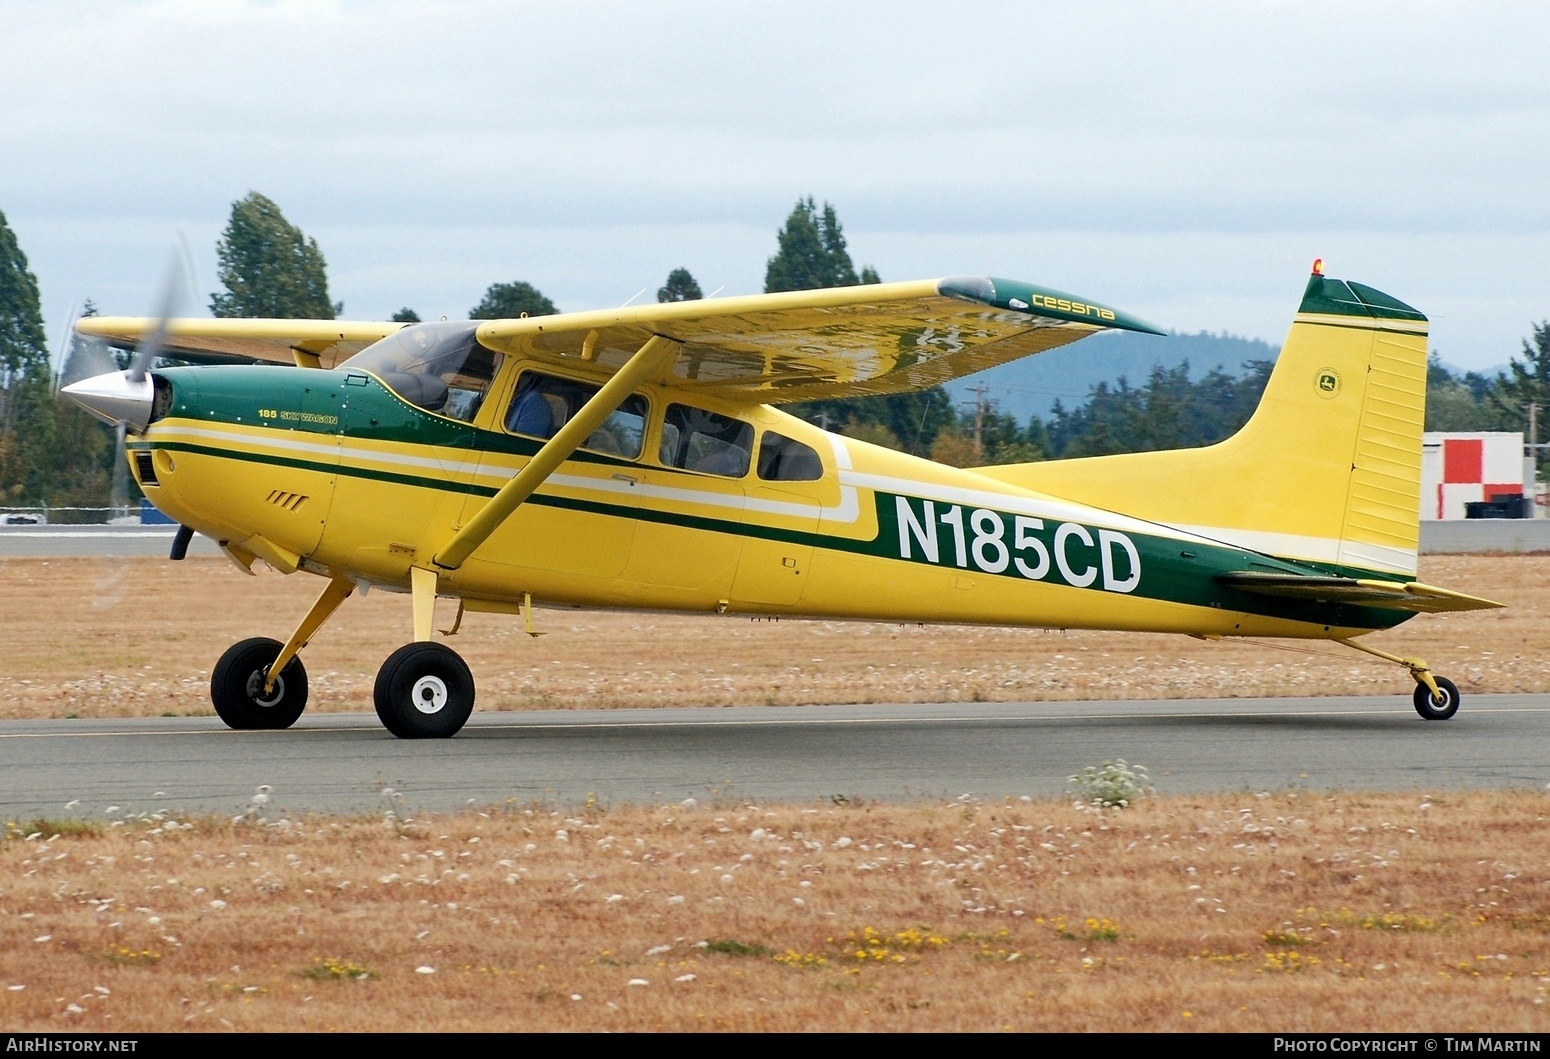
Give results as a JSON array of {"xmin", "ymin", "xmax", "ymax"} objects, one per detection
[
  {"xmin": 0, "ymin": 554, "xmax": 1543, "ymax": 720},
  {"xmin": 0, "ymin": 791, "xmax": 1546, "ymax": 1031}
]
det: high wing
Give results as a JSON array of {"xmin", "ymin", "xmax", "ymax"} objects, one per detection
[
  {"xmin": 75, "ymin": 276, "xmax": 1161, "ymax": 399},
  {"xmin": 73, "ymin": 318, "xmax": 407, "ymax": 369},
  {"xmin": 1217, "ymin": 572, "xmax": 1503, "ymax": 614},
  {"xmin": 474, "ymin": 277, "xmax": 1161, "ymax": 402}
]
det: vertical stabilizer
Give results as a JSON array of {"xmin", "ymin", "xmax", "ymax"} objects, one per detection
[{"xmin": 977, "ymin": 269, "xmax": 1430, "ymax": 577}]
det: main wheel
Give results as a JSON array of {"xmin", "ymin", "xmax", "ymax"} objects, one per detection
[
  {"xmin": 210, "ymin": 637, "xmax": 309, "ymax": 730},
  {"xmin": 373, "ymin": 642, "xmax": 475, "ymax": 739},
  {"xmin": 1413, "ymin": 676, "xmax": 1460, "ymax": 721}
]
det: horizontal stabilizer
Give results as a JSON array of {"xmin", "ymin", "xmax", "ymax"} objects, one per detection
[{"xmin": 1216, "ymin": 572, "xmax": 1503, "ymax": 614}]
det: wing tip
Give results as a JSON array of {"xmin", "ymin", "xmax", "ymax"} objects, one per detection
[{"xmin": 937, "ymin": 276, "xmax": 1165, "ymax": 335}]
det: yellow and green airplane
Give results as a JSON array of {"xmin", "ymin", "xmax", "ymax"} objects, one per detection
[{"xmin": 64, "ymin": 263, "xmax": 1500, "ymax": 738}]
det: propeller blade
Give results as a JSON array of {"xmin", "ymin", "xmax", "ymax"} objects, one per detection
[
  {"xmin": 51, "ymin": 303, "xmax": 79, "ymax": 395},
  {"xmin": 110, "ymin": 421, "xmax": 130, "ymax": 520},
  {"xmin": 127, "ymin": 238, "xmax": 190, "ymax": 383}
]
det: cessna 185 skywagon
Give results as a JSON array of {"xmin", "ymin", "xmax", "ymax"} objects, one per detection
[{"xmin": 64, "ymin": 264, "xmax": 1500, "ymax": 738}]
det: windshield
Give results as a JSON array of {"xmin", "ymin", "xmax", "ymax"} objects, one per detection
[{"xmin": 340, "ymin": 322, "xmax": 501, "ymax": 422}]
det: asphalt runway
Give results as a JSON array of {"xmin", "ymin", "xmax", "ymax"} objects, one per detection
[
  {"xmin": 0, "ymin": 526, "xmax": 221, "ymax": 558},
  {"xmin": 2, "ymin": 694, "xmax": 1546, "ymax": 819}
]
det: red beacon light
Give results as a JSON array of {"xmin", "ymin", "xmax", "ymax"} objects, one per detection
[{"xmin": 1311, "ymin": 258, "xmax": 1324, "ymax": 276}]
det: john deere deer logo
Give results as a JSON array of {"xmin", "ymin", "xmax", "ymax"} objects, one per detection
[{"xmin": 1315, "ymin": 368, "xmax": 1341, "ymax": 398}]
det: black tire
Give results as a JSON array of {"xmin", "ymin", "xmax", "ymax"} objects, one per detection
[
  {"xmin": 373, "ymin": 642, "xmax": 475, "ymax": 739},
  {"xmin": 210, "ymin": 637, "xmax": 308, "ymax": 730},
  {"xmin": 1413, "ymin": 676, "xmax": 1460, "ymax": 721}
]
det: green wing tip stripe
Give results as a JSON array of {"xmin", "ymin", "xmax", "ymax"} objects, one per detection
[
  {"xmin": 1299, "ymin": 275, "xmax": 1426, "ymax": 323},
  {"xmin": 938, "ymin": 276, "xmax": 1165, "ymax": 336}
]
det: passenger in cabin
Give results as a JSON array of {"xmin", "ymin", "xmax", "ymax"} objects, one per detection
[{"xmin": 506, "ymin": 375, "xmax": 554, "ymax": 438}]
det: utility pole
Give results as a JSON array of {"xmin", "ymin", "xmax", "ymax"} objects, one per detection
[{"xmin": 960, "ymin": 384, "xmax": 994, "ymax": 461}]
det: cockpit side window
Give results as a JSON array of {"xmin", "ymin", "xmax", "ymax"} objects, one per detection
[
  {"xmin": 660, "ymin": 404, "xmax": 753, "ymax": 478},
  {"xmin": 340, "ymin": 322, "xmax": 501, "ymax": 423},
  {"xmin": 504, "ymin": 370, "xmax": 648, "ymax": 459},
  {"xmin": 756, "ymin": 431, "xmax": 824, "ymax": 482}
]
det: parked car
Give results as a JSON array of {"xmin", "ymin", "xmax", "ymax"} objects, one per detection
[{"xmin": 0, "ymin": 512, "xmax": 46, "ymax": 525}]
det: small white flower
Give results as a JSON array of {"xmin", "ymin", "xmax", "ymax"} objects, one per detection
[
  {"xmin": 719, "ymin": 874, "xmax": 734, "ymax": 885},
  {"xmin": 606, "ymin": 894, "xmax": 624, "ymax": 904},
  {"xmin": 667, "ymin": 895, "xmax": 686, "ymax": 905},
  {"xmin": 680, "ymin": 798, "xmax": 697, "ymax": 808},
  {"xmin": 750, "ymin": 828, "xmax": 767, "ymax": 841},
  {"xmin": 674, "ymin": 974, "xmax": 696, "ymax": 983},
  {"xmin": 792, "ymin": 898, "xmax": 805, "ymax": 907},
  {"xmin": 627, "ymin": 978, "xmax": 649, "ymax": 987},
  {"xmin": 209, "ymin": 900, "xmax": 227, "ymax": 910},
  {"xmin": 379, "ymin": 873, "xmax": 399, "ymax": 884},
  {"xmin": 834, "ymin": 837, "xmax": 852, "ymax": 848},
  {"xmin": 33, "ymin": 936, "xmax": 50, "ymax": 943},
  {"xmin": 6, "ymin": 985, "xmax": 23, "ymax": 992},
  {"xmin": 65, "ymin": 1004, "xmax": 84, "ymax": 1015},
  {"xmin": 555, "ymin": 830, "xmax": 569, "ymax": 841},
  {"xmin": 416, "ymin": 966, "xmax": 436, "ymax": 975},
  {"xmin": 570, "ymin": 994, "xmax": 582, "ymax": 1002},
  {"xmin": 645, "ymin": 945, "xmax": 670, "ymax": 957}
]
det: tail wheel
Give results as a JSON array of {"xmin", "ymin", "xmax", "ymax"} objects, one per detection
[
  {"xmin": 210, "ymin": 637, "xmax": 309, "ymax": 730},
  {"xmin": 1413, "ymin": 676, "xmax": 1460, "ymax": 721},
  {"xmin": 374, "ymin": 642, "xmax": 475, "ymax": 739}
]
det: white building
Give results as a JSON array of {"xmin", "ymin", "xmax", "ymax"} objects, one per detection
[{"xmin": 1420, "ymin": 431, "xmax": 1532, "ymax": 520}]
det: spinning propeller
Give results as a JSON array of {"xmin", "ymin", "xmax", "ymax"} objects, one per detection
[{"xmin": 60, "ymin": 238, "xmax": 198, "ymax": 557}]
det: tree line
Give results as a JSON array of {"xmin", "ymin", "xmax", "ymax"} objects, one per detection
[{"xmin": 1, "ymin": 192, "xmax": 1547, "ymax": 511}]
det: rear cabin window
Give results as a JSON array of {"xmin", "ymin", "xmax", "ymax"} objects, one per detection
[
  {"xmin": 660, "ymin": 404, "xmax": 753, "ymax": 478},
  {"xmin": 756, "ymin": 431, "xmax": 824, "ymax": 482},
  {"xmin": 340, "ymin": 321, "xmax": 500, "ymax": 424},
  {"xmin": 504, "ymin": 371, "xmax": 648, "ymax": 459}
]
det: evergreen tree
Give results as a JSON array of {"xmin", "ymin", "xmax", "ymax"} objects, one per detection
[
  {"xmin": 1493, "ymin": 321, "xmax": 1550, "ymax": 460},
  {"xmin": 391, "ymin": 308, "xmax": 421, "ymax": 323},
  {"xmin": 766, "ymin": 197, "xmax": 931, "ymax": 451},
  {"xmin": 0, "ymin": 207, "xmax": 50, "ymax": 431},
  {"xmin": 469, "ymin": 281, "xmax": 557, "ymax": 319},
  {"xmin": 1044, "ymin": 360, "xmax": 1274, "ymax": 459},
  {"xmin": 211, "ymin": 192, "xmax": 338, "ymax": 319},
  {"xmin": 0, "ymin": 208, "xmax": 56, "ymax": 504},
  {"xmin": 764, "ymin": 197, "xmax": 879, "ymax": 293},
  {"xmin": 1424, "ymin": 352, "xmax": 1514, "ymax": 432},
  {"xmin": 657, "ymin": 268, "xmax": 702, "ymax": 303}
]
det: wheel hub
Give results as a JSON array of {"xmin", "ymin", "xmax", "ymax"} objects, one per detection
[
  {"xmin": 245, "ymin": 670, "xmax": 286, "ymax": 709},
  {"xmin": 411, "ymin": 674, "xmax": 449, "ymax": 715}
]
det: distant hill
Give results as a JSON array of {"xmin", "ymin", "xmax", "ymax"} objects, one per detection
[{"xmin": 944, "ymin": 330, "xmax": 1280, "ymax": 424}]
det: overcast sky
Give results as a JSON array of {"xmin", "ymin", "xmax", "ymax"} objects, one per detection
[{"xmin": 3, "ymin": 0, "xmax": 1547, "ymax": 370}]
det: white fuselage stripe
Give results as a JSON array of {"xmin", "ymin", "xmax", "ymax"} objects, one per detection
[{"xmin": 157, "ymin": 424, "xmax": 1415, "ymax": 573}]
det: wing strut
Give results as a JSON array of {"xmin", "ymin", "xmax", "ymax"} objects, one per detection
[{"xmin": 430, "ymin": 334, "xmax": 681, "ymax": 573}]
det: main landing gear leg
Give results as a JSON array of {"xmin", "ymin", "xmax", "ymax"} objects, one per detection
[
  {"xmin": 372, "ymin": 566, "xmax": 475, "ymax": 740},
  {"xmin": 1335, "ymin": 637, "xmax": 1461, "ymax": 721},
  {"xmin": 209, "ymin": 576, "xmax": 354, "ymax": 731}
]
